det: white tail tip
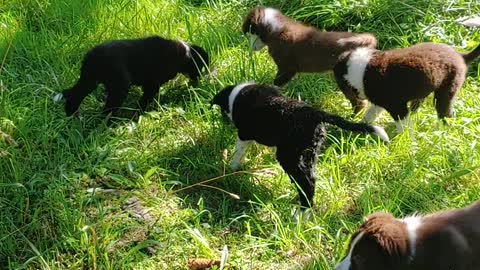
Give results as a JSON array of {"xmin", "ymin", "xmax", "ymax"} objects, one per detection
[{"xmin": 372, "ymin": 125, "xmax": 390, "ymax": 143}]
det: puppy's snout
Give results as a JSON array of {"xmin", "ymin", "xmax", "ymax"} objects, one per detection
[{"xmin": 247, "ymin": 34, "xmax": 266, "ymax": 51}]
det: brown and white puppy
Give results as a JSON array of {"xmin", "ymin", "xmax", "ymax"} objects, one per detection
[
  {"xmin": 333, "ymin": 42, "xmax": 480, "ymax": 135},
  {"xmin": 335, "ymin": 201, "xmax": 480, "ymax": 270},
  {"xmin": 242, "ymin": 7, "xmax": 377, "ymax": 113}
]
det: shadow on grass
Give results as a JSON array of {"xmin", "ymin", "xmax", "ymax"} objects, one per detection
[
  {"xmin": 0, "ymin": 0, "xmax": 120, "ymax": 268},
  {"xmin": 157, "ymin": 124, "xmax": 281, "ymax": 222}
]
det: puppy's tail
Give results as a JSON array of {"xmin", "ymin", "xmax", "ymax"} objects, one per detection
[
  {"xmin": 462, "ymin": 43, "xmax": 480, "ymax": 64},
  {"xmin": 317, "ymin": 111, "xmax": 389, "ymax": 143},
  {"xmin": 337, "ymin": 33, "xmax": 377, "ymax": 49},
  {"xmin": 53, "ymin": 92, "xmax": 64, "ymax": 102}
]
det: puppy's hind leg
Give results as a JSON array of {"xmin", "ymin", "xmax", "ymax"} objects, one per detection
[
  {"xmin": 434, "ymin": 73, "xmax": 464, "ymax": 124},
  {"xmin": 276, "ymin": 145, "xmax": 318, "ymax": 210}
]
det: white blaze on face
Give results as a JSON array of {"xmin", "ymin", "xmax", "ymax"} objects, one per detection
[
  {"xmin": 262, "ymin": 8, "xmax": 283, "ymax": 33},
  {"xmin": 248, "ymin": 34, "xmax": 266, "ymax": 51},
  {"xmin": 227, "ymin": 82, "xmax": 255, "ymax": 120},
  {"xmin": 343, "ymin": 47, "xmax": 374, "ymax": 100},
  {"xmin": 180, "ymin": 41, "xmax": 191, "ymax": 58},
  {"xmin": 335, "ymin": 231, "xmax": 365, "ymax": 270}
]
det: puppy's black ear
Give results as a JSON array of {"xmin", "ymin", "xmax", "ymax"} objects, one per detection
[
  {"xmin": 190, "ymin": 45, "xmax": 209, "ymax": 71},
  {"xmin": 211, "ymin": 86, "xmax": 234, "ymax": 112},
  {"xmin": 242, "ymin": 7, "xmax": 261, "ymax": 34}
]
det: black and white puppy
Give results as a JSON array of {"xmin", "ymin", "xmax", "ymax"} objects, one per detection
[
  {"xmin": 55, "ymin": 36, "xmax": 209, "ymax": 117},
  {"xmin": 335, "ymin": 201, "xmax": 480, "ymax": 270},
  {"xmin": 333, "ymin": 42, "xmax": 480, "ymax": 135},
  {"xmin": 211, "ymin": 83, "xmax": 389, "ymax": 208}
]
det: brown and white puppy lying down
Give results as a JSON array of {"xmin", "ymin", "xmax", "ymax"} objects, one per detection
[
  {"xmin": 333, "ymin": 42, "xmax": 480, "ymax": 135},
  {"xmin": 335, "ymin": 201, "xmax": 480, "ymax": 270},
  {"xmin": 242, "ymin": 7, "xmax": 377, "ymax": 113}
]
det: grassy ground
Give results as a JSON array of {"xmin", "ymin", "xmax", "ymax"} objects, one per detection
[{"xmin": 1, "ymin": 0, "xmax": 480, "ymax": 269}]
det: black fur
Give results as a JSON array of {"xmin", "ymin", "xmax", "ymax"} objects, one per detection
[
  {"xmin": 60, "ymin": 36, "xmax": 209, "ymax": 116},
  {"xmin": 211, "ymin": 83, "xmax": 389, "ymax": 208}
]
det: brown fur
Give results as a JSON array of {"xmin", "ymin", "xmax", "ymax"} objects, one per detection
[
  {"xmin": 337, "ymin": 202, "xmax": 480, "ymax": 270},
  {"xmin": 242, "ymin": 7, "xmax": 377, "ymax": 113},
  {"xmin": 334, "ymin": 42, "xmax": 480, "ymax": 123}
]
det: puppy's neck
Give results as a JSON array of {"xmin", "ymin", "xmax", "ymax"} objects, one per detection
[
  {"xmin": 262, "ymin": 8, "xmax": 285, "ymax": 34},
  {"xmin": 400, "ymin": 216, "xmax": 422, "ymax": 259},
  {"xmin": 180, "ymin": 41, "xmax": 191, "ymax": 58}
]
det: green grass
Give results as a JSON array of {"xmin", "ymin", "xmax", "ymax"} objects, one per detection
[{"xmin": 1, "ymin": 0, "xmax": 480, "ymax": 269}]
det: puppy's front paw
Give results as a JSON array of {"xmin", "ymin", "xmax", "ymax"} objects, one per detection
[
  {"xmin": 53, "ymin": 93, "xmax": 64, "ymax": 103},
  {"xmin": 293, "ymin": 207, "xmax": 312, "ymax": 223},
  {"xmin": 229, "ymin": 161, "xmax": 241, "ymax": 171}
]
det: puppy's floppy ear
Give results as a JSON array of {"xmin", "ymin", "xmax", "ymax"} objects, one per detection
[
  {"xmin": 210, "ymin": 85, "xmax": 234, "ymax": 111},
  {"xmin": 190, "ymin": 45, "xmax": 209, "ymax": 70},
  {"xmin": 210, "ymin": 91, "xmax": 224, "ymax": 107},
  {"xmin": 242, "ymin": 7, "xmax": 263, "ymax": 34},
  {"xmin": 360, "ymin": 213, "xmax": 409, "ymax": 267},
  {"xmin": 209, "ymin": 96, "xmax": 217, "ymax": 108}
]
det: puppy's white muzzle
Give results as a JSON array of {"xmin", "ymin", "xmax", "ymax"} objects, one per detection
[
  {"xmin": 248, "ymin": 34, "xmax": 266, "ymax": 51},
  {"xmin": 335, "ymin": 257, "xmax": 351, "ymax": 270}
]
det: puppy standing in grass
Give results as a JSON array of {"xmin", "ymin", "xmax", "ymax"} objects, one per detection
[
  {"xmin": 242, "ymin": 7, "xmax": 378, "ymax": 113},
  {"xmin": 211, "ymin": 82, "xmax": 389, "ymax": 209},
  {"xmin": 334, "ymin": 42, "xmax": 480, "ymax": 135},
  {"xmin": 55, "ymin": 36, "xmax": 209, "ymax": 117},
  {"xmin": 335, "ymin": 201, "xmax": 480, "ymax": 270}
]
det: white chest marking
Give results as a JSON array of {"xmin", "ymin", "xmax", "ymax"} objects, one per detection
[
  {"xmin": 227, "ymin": 82, "xmax": 254, "ymax": 120},
  {"xmin": 180, "ymin": 41, "xmax": 191, "ymax": 58},
  {"xmin": 401, "ymin": 216, "xmax": 422, "ymax": 257},
  {"xmin": 343, "ymin": 47, "xmax": 373, "ymax": 99}
]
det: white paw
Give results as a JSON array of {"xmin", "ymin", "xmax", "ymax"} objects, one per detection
[
  {"xmin": 229, "ymin": 161, "xmax": 241, "ymax": 171},
  {"xmin": 293, "ymin": 207, "xmax": 312, "ymax": 223}
]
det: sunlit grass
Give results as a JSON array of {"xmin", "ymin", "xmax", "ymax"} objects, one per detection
[{"xmin": 0, "ymin": 0, "xmax": 479, "ymax": 269}]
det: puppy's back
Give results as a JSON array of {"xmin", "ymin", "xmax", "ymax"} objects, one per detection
[{"xmin": 92, "ymin": 36, "xmax": 180, "ymax": 60}]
